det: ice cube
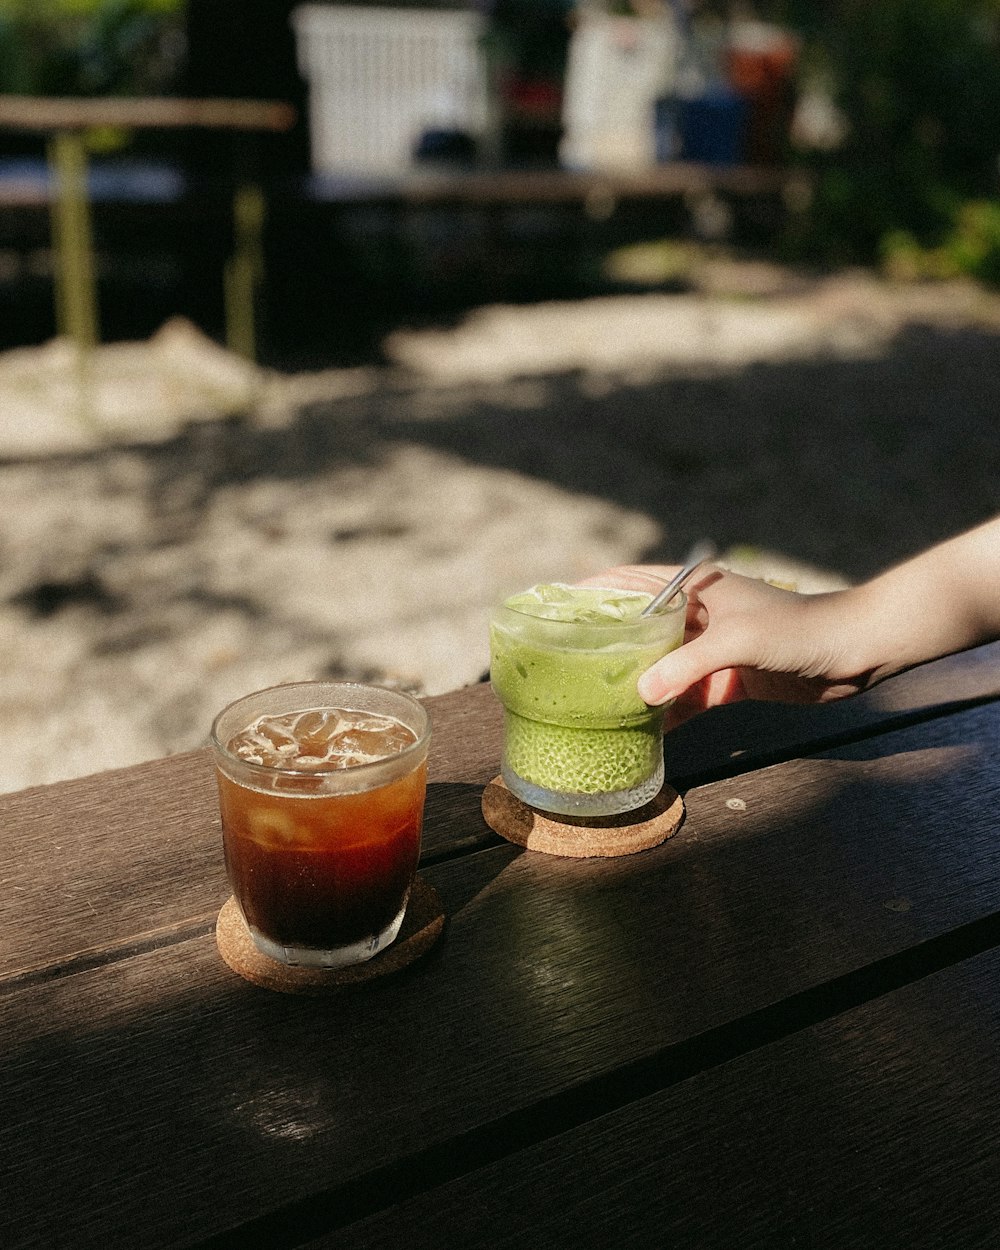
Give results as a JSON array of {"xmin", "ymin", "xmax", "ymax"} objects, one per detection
[
  {"xmin": 247, "ymin": 808, "xmax": 299, "ymax": 844},
  {"xmin": 535, "ymin": 583, "xmax": 575, "ymax": 603},
  {"xmin": 504, "ymin": 583, "xmax": 649, "ymax": 624},
  {"xmin": 333, "ymin": 752, "xmax": 368, "ymax": 769},
  {"xmin": 327, "ymin": 717, "xmax": 416, "ymax": 765},
  {"xmin": 258, "ymin": 720, "xmax": 297, "ymax": 751},
  {"xmin": 228, "ymin": 706, "xmax": 414, "ymax": 770},
  {"xmin": 342, "ymin": 714, "xmax": 392, "ymax": 733}
]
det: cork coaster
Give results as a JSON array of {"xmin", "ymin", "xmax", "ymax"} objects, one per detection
[
  {"xmin": 481, "ymin": 776, "xmax": 684, "ymax": 858},
  {"xmin": 216, "ymin": 875, "xmax": 445, "ymax": 995}
]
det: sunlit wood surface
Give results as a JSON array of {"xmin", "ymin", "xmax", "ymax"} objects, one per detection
[{"xmin": 4, "ymin": 646, "xmax": 1000, "ymax": 1247}]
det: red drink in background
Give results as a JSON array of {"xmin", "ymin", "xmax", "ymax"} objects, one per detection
[
  {"xmin": 212, "ymin": 685, "xmax": 430, "ymax": 968},
  {"xmin": 724, "ymin": 23, "xmax": 798, "ymax": 165}
]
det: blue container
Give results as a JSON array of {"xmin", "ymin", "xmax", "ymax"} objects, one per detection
[{"xmin": 656, "ymin": 87, "xmax": 747, "ymax": 166}]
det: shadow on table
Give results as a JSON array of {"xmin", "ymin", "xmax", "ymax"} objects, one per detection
[{"xmin": 6, "ymin": 699, "xmax": 1000, "ymax": 1247}]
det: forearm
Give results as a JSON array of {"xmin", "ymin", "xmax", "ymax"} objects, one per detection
[
  {"xmin": 587, "ymin": 516, "xmax": 1000, "ymax": 715},
  {"xmin": 842, "ymin": 517, "xmax": 1000, "ymax": 684}
]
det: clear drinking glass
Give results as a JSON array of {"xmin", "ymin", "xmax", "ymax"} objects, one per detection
[
  {"xmin": 211, "ymin": 681, "xmax": 430, "ymax": 969},
  {"xmin": 489, "ymin": 585, "xmax": 686, "ymax": 817}
]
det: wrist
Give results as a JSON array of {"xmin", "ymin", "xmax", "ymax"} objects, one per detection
[
  {"xmin": 838, "ymin": 569, "xmax": 979, "ymax": 687},
  {"xmin": 832, "ymin": 583, "xmax": 904, "ymax": 687},
  {"xmin": 788, "ymin": 586, "xmax": 891, "ymax": 692}
]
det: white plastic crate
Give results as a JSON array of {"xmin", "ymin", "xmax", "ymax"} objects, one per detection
[
  {"xmin": 561, "ymin": 13, "xmax": 680, "ymax": 171},
  {"xmin": 292, "ymin": 5, "xmax": 488, "ymax": 176}
]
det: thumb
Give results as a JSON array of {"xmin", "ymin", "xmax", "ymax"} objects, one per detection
[{"xmin": 637, "ymin": 636, "xmax": 730, "ymax": 706}]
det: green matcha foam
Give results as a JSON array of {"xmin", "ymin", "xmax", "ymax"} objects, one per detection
[
  {"xmin": 501, "ymin": 583, "xmax": 654, "ymax": 625},
  {"xmin": 489, "ymin": 583, "xmax": 685, "ymax": 816}
]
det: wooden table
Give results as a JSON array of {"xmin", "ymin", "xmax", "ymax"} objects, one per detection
[
  {"xmin": 0, "ymin": 96, "xmax": 295, "ymax": 361},
  {"xmin": 5, "ymin": 644, "xmax": 1000, "ymax": 1247},
  {"xmin": 302, "ymin": 161, "xmax": 796, "ymax": 210},
  {"xmin": 298, "ymin": 160, "xmax": 798, "ymax": 280}
]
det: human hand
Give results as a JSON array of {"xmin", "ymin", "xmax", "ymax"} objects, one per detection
[{"xmin": 579, "ymin": 564, "xmax": 872, "ymax": 729}]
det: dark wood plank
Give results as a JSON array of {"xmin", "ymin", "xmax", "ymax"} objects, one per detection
[
  {"xmin": 305, "ymin": 162, "xmax": 794, "ymax": 208},
  {"xmin": 0, "ymin": 745, "xmax": 227, "ymax": 983},
  {"xmin": 317, "ymin": 945, "xmax": 1000, "ymax": 1249},
  {"xmin": 0, "ymin": 683, "xmax": 501, "ymax": 981},
  {"xmin": 666, "ymin": 639, "xmax": 1000, "ymax": 785},
  {"xmin": 6, "ymin": 702, "xmax": 1000, "ymax": 1245},
  {"xmin": 2, "ymin": 647, "xmax": 998, "ymax": 982}
]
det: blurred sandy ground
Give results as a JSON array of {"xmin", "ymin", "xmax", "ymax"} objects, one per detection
[{"xmin": 2, "ymin": 260, "xmax": 999, "ymax": 792}]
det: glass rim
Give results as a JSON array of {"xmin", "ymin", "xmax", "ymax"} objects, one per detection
[
  {"xmin": 495, "ymin": 585, "xmax": 687, "ymax": 628},
  {"xmin": 210, "ymin": 680, "xmax": 430, "ymax": 779}
]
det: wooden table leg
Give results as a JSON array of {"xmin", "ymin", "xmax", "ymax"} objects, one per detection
[
  {"xmin": 224, "ymin": 181, "xmax": 265, "ymax": 361},
  {"xmin": 48, "ymin": 130, "xmax": 100, "ymax": 350},
  {"xmin": 48, "ymin": 130, "xmax": 100, "ymax": 431}
]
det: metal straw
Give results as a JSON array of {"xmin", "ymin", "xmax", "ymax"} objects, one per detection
[{"xmin": 640, "ymin": 540, "xmax": 717, "ymax": 616}]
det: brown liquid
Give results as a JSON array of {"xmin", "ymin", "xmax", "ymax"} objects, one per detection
[{"xmin": 217, "ymin": 708, "xmax": 425, "ymax": 950}]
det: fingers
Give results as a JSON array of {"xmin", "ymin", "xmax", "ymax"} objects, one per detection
[
  {"xmin": 660, "ymin": 668, "xmax": 747, "ymax": 729},
  {"xmin": 638, "ymin": 636, "xmax": 735, "ymax": 706},
  {"xmin": 579, "ymin": 565, "xmax": 738, "ymax": 707},
  {"xmin": 640, "ymin": 640, "xmax": 710, "ymax": 710}
]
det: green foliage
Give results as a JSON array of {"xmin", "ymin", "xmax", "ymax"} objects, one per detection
[
  {"xmin": 776, "ymin": 0, "xmax": 1000, "ymax": 277},
  {"xmin": 882, "ymin": 199, "xmax": 1000, "ymax": 284},
  {"xmin": 0, "ymin": 1, "xmax": 181, "ymax": 15},
  {"xmin": 0, "ymin": 0, "xmax": 184, "ymax": 97}
]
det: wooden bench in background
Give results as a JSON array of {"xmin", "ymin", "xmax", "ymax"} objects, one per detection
[{"xmin": 0, "ymin": 95, "xmax": 295, "ymax": 362}]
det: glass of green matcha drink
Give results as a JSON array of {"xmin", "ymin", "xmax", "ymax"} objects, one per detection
[{"xmin": 489, "ymin": 583, "xmax": 686, "ymax": 818}]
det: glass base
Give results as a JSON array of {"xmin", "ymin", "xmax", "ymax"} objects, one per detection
[
  {"xmin": 243, "ymin": 897, "xmax": 408, "ymax": 969},
  {"xmin": 501, "ymin": 758, "xmax": 664, "ymax": 818}
]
